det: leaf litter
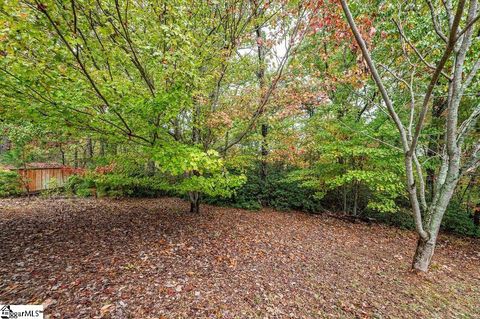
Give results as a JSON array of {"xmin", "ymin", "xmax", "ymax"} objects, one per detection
[{"xmin": 0, "ymin": 197, "xmax": 479, "ymax": 318}]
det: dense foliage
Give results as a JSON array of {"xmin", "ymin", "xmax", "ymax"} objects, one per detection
[
  {"xmin": 0, "ymin": 0, "xmax": 479, "ymax": 270},
  {"xmin": 0, "ymin": 170, "xmax": 21, "ymax": 197}
]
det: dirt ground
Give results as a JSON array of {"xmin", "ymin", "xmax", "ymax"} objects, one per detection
[{"xmin": 0, "ymin": 197, "xmax": 479, "ymax": 318}]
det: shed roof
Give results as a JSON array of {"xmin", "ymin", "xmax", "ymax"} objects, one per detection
[{"xmin": 0, "ymin": 162, "xmax": 66, "ymax": 170}]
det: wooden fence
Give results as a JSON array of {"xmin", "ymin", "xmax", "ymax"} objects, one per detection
[{"xmin": 2, "ymin": 163, "xmax": 78, "ymax": 193}]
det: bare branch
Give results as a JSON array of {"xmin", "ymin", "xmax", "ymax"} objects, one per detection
[
  {"xmin": 393, "ymin": 19, "xmax": 452, "ymax": 81},
  {"xmin": 460, "ymin": 142, "xmax": 480, "ymax": 175},
  {"xmin": 409, "ymin": 0, "xmax": 466, "ymax": 156},
  {"xmin": 340, "ymin": 0, "xmax": 429, "ymax": 240},
  {"xmin": 442, "ymin": 0, "xmax": 454, "ymax": 27},
  {"xmin": 426, "ymin": 0, "xmax": 448, "ymax": 42},
  {"xmin": 340, "ymin": 5, "xmax": 409, "ymax": 151},
  {"xmin": 456, "ymin": 13, "xmax": 480, "ymax": 40},
  {"xmin": 457, "ymin": 103, "xmax": 480, "ymax": 145},
  {"xmin": 462, "ymin": 58, "xmax": 480, "ymax": 91},
  {"xmin": 220, "ymin": 5, "xmax": 309, "ymax": 152}
]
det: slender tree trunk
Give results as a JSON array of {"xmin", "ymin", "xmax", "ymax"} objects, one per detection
[
  {"xmin": 260, "ymin": 123, "xmax": 268, "ymax": 181},
  {"xmin": 60, "ymin": 146, "xmax": 66, "ymax": 166},
  {"xmin": 99, "ymin": 139, "xmax": 106, "ymax": 157},
  {"xmin": 74, "ymin": 148, "xmax": 78, "ymax": 168},
  {"xmin": 473, "ymin": 206, "xmax": 479, "ymax": 226},
  {"xmin": 111, "ymin": 143, "xmax": 118, "ymax": 156},
  {"xmin": 0, "ymin": 136, "xmax": 11, "ymax": 153},
  {"xmin": 426, "ymin": 97, "xmax": 446, "ymax": 199},
  {"xmin": 338, "ymin": 157, "xmax": 348, "ymax": 213},
  {"xmin": 352, "ymin": 182, "xmax": 359, "ymax": 216},
  {"xmin": 146, "ymin": 160, "xmax": 156, "ymax": 176},
  {"xmin": 188, "ymin": 100, "xmax": 202, "ymax": 213},
  {"xmin": 255, "ymin": 19, "xmax": 267, "ymax": 187},
  {"xmin": 85, "ymin": 138, "xmax": 94, "ymax": 166},
  {"xmin": 189, "ymin": 191, "xmax": 200, "ymax": 213},
  {"xmin": 86, "ymin": 138, "xmax": 93, "ymax": 158},
  {"xmin": 412, "ymin": 173, "xmax": 459, "ymax": 271}
]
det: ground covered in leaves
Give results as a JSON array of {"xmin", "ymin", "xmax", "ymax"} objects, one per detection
[{"xmin": 0, "ymin": 197, "xmax": 479, "ymax": 318}]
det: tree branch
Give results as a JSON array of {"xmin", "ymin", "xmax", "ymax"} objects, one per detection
[
  {"xmin": 393, "ymin": 19, "xmax": 452, "ymax": 81},
  {"xmin": 340, "ymin": 0, "xmax": 429, "ymax": 240},
  {"xmin": 456, "ymin": 13, "xmax": 480, "ymax": 40},
  {"xmin": 426, "ymin": 0, "xmax": 448, "ymax": 43},
  {"xmin": 408, "ymin": 0, "xmax": 466, "ymax": 157}
]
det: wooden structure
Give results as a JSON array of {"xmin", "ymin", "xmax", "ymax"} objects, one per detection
[{"xmin": 1, "ymin": 163, "xmax": 76, "ymax": 193}]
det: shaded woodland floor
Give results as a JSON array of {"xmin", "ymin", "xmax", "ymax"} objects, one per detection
[{"xmin": 0, "ymin": 197, "xmax": 479, "ymax": 318}]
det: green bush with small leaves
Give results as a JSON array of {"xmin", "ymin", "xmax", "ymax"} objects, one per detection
[
  {"xmin": 0, "ymin": 170, "xmax": 22, "ymax": 197},
  {"xmin": 441, "ymin": 201, "xmax": 480, "ymax": 237},
  {"xmin": 66, "ymin": 174, "xmax": 96, "ymax": 196},
  {"xmin": 204, "ymin": 166, "xmax": 322, "ymax": 212}
]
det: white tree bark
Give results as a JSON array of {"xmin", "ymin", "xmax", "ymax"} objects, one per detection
[{"xmin": 340, "ymin": 0, "xmax": 479, "ymax": 271}]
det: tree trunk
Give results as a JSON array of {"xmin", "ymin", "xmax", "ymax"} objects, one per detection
[
  {"xmin": 412, "ymin": 236, "xmax": 436, "ymax": 272},
  {"xmin": 352, "ymin": 182, "xmax": 359, "ymax": 216},
  {"xmin": 74, "ymin": 148, "xmax": 79, "ymax": 168},
  {"xmin": 86, "ymin": 138, "xmax": 94, "ymax": 158},
  {"xmin": 146, "ymin": 160, "xmax": 156, "ymax": 176},
  {"xmin": 189, "ymin": 191, "xmax": 200, "ymax": 213},
  {"xmin": 474, "ymin": 205, "xmax": 480, "ymax": 226},
  {"xmin": 100, "ymin": 139, "xmax": 106, "ymax": 157},
  {"xmin": 426, "ymin": 97, "xmax": 446, "ymax": 199},
  {"xmin": 60, "ymin": 147, "xmax": 66, "ymax": 166},
  {"xmin": 473, "ymin": 211, "xmax": 480, "ymax": 227},
  {"xmin": 85, "ymin": 138, "xmax": 94, "ymax": 166},
  {"xmin": 260, "ymin": 123, "xmax": 268, "ymax": 182},
  {"xmin": 111, "ymin": 144, "xmax": 118, "ymax": 155},
  {"xmin": 255, "ymin": 20, "xmax": 267, "ymax": 186},
  {"xmin": 407, "ymin": 133, "xmax": 460, "ymax": 271},
  {"xmin": 412, "ymin": 177, "xmax": 457, "ymax": 271},
  {"xmin": 0, "ymin": 136, "xmax": 11, "ymax": 153}
]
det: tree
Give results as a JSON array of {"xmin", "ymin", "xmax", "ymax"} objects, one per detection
[
  {"xmin": 340, "ymin": 0, "xmax": 480, "ymax": 271},
  {"xmin": 1, "ymin": 0, "xmax": 254, "ymax": 211}
]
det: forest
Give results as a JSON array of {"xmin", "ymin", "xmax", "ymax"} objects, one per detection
[{"xmin": 0, "ymin": 0, "xmax": 479, "ymax": 317}]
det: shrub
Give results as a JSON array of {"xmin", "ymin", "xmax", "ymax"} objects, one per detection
[
  {"xmin": 41, "ymin": 178, "xmax": 62, "ymax": 197},
  {"xmin": 66, "ymin": 174, "xmax": 96, "ymax": 196},
  {"xmin": 204, "ymin": 165, "xmax": 322, "ymax": 212},
  {"xmin": 362, "ymin": 202, "xmax": 479, "ymax": 237},
  {"xmin": 0, "ymin": 170, "xmax": 22, "ymax": 197},
  {"xmin": 95, "ymin": 174, "xmax": 170, "ymax": 198},
  {"xmin": 441, "ymin": 201, "xmax": 480, "ymax": 237},
  {"xmin": 204, "ymin": 174, "xmax": 262, "ymax": 210},
  {"xmin": 261, "ymin": 169, "xmax": 322, "ymax": 212},
  {"xmin": 66, "ymin": 172, "xmax": 171, "ymax": 198},
  {"xmin": 362, "ymin": 208, "xmax": 415, "ymax": 230}
]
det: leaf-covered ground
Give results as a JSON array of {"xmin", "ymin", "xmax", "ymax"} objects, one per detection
[{"xmin": 0, "ymin": 197, "xmax": 479, "ymax": 318}]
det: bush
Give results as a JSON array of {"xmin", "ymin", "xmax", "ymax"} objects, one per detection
[
  {"xmin": 66, "ymin": 173, "xmax": 171, "ymax": 198},
  {"xmin": 0, "ymin": 170, "xmax": 22, "ymax": 197},
  {"xmin": 363, "ymin": 208, "xmax": 415, "ymax": 230},
  {"xmin": 95, "ymin": 174, "xmax": 170, "ymax": 198},
  {"xmin": 441, "ymin": 201, "xmax": 480, "ymax": 237},
  {"xmin": 262, "ymin": 170, "xmax": 322, "ymax": 212},
  {"xmin": 66, "ymin": 174, "xmax": 96, "ymax": 197},
  {"xmin": 41, "ymin": 178, "xmax": 62, "ymax": 197},
  {"xmin": 361, "ymin": 202, "xmax": 480, "ymax": 237},
  {"xmin": 204, "ymin": 165, "xmax": 322, "ymax": 212}
]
